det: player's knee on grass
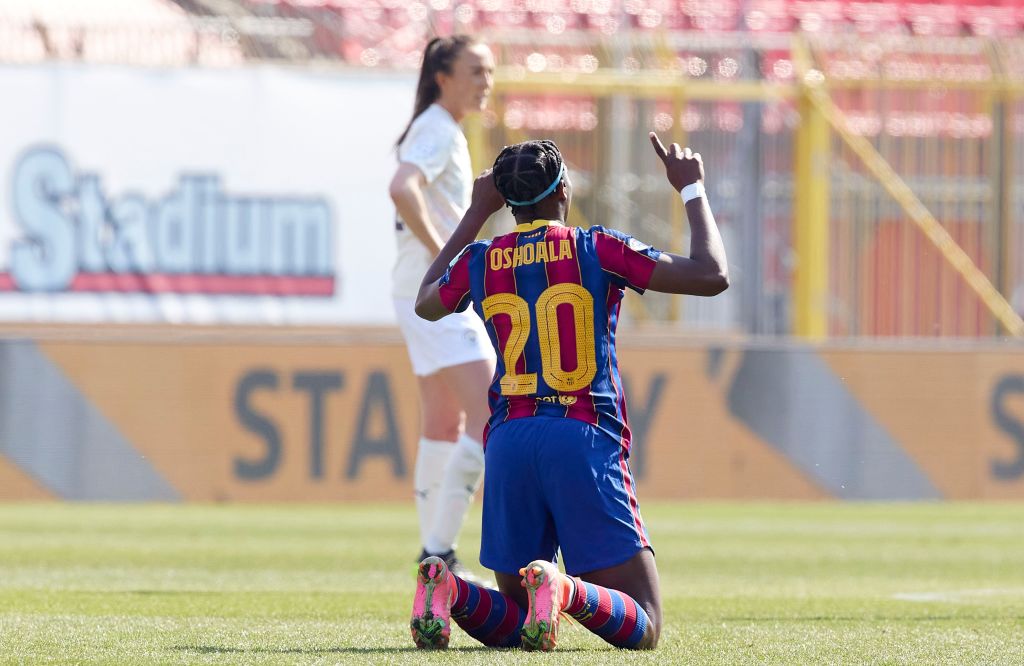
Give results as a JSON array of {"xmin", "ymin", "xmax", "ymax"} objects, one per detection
[
  {"xmin": 634, "ymin": 596, "xmax": 662, "ymax": 648},
  {"xmin": 495, "ymin": 571, "xmax": 529, "ymax": 610},
  {"xmin": 636, "ymin": 607, "xmax": 659, "ymax": 649},
  {"xmin": 572, "ymin": 549, "xmax": 662, "ymax": 649}
]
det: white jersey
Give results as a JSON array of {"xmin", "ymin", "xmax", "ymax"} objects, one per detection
[{"xmin": 392, "ymin": 103, "xmax": 472, "ymax": 299}]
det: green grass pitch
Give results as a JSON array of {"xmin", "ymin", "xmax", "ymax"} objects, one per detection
[{"xmin": 0, "ymin": 502, "xmax": 1022, "ymax": 665}]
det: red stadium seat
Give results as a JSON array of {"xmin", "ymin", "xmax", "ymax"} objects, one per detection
[
  {"xmin": 901, "ymin": 2, "xmax": 960, "ymax": 36},
  {"xmin": 682, "ymin": 0, "xmax": 741, "ymax": 32},
  {"xmin": 846, "ymin": 2, "xmax": 905, "ymax": 34},
  {"xmin": 789, "ymin": 0, "xmax": 847, "ymax": 32},
  {"xmin": 744, "ymin": 0, "xmax": 794, "ymax": 32},
  {"xmin": 960, "ymin": 3, "xmax": 1019, "ymax": 36}
]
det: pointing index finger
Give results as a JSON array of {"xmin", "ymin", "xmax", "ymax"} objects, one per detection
[{"xmin": 649, "ymin": 131, "xmax": 668, "ymax": 161}]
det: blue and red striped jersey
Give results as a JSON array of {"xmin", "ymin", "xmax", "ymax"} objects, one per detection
[{"xmin": 438, "ymin": 220, "xmax": 661, "ymax": 450}]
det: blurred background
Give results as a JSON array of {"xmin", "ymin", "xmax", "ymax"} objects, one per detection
[{"xmin": 1, "ymin": 0, "xmax": 1023, "ymax": 503}]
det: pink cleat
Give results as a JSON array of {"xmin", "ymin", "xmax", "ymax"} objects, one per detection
[
  {"xmin": 519, "ymin": 559, "xmax": 567, "ymax": 652},
  {"xmin": 410, "ymin": 555, "xmax": 455, "ymax": 649}
]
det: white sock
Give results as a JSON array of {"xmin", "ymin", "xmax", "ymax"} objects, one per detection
[
  {"xmin": 414, "ymin": 438, "xmax": 455, "ymax": 548},
  {"xmin": 424, "ymin": 433, "xmax": 485, "ymax": 555}
]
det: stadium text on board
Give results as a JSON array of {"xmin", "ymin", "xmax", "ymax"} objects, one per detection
[{"xmin": 2, "ymin": 146, "xmax": 336, "ymax": 296}]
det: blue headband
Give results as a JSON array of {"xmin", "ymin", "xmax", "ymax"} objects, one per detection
[{"xmin": 505, "ymin": 163, "xmax": 565, "ymax": 207}]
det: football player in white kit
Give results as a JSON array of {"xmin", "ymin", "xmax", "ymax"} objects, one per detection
[{"xmin": 388, "ymin": 35, "xmax": 496, "ymax": 585}]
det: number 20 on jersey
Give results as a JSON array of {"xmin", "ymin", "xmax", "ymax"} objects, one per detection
[{"xmin": 482, "ymin": 283, "xmax": 597, "ymax": 396}]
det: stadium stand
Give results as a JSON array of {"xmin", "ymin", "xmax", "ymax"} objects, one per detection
[
  {"xmin": 2, "ymin": 1, "xmax": 1022, "ymax": 335},
  {"xmin": 4, "ymin": 1, "xmax": 1024, "ymax": 68},
  {"xmin": 219, "ymin": 1, "xmax": 1024, "ymax": 68}
]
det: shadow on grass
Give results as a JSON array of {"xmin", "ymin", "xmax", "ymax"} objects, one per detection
[{"xmin": 172, "ymin": 645, "xmax": 591, "ymax": 655}]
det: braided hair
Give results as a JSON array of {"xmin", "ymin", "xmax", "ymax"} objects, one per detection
[
  {"xmin": 491, "ymin": 140, "xmax": 565, "ymax": 217},
  {"xmin": 396, "ymin": 35, "xmax": 478, "ymax": 148}
]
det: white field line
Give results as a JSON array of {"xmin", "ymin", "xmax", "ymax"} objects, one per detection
[{"xmin": 891, "ymin": 589, "xmax": 1024, "ymax": 603}]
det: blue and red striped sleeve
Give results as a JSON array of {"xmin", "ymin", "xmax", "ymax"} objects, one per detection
[
  {"xmin": 437, "ymin": 242, "xmax": 481, "ymax": 313},
  {"xmin": 591, "ymin": 226, "xmax": 662, "ymax": 293}
]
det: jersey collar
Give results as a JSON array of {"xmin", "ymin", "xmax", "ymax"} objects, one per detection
[{"xmin": 514, "ymin": 219, "xmax": 565, "ymax": 232}]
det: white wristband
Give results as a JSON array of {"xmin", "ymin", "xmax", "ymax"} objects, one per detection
[{"xmin": 680, "ymin": 182, "xmax": 705, "ymax": 203}]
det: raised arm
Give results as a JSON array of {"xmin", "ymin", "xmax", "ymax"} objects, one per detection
[
  {"xmin": 415, "ymin": 169, "xmax": 505, "ymax": 320},
  {"xmin": 645, "ymin": 132, "xmax": 729, "ymax": 296}
]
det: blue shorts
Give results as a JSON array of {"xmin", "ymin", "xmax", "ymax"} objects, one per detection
[{"xmin": 480, "ymin": 416, "xmax": 653, "ymax": 576}]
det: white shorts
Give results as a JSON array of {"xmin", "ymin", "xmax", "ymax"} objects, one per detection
[{"xmin": 393, "ymin": 298, "xmax": 496, "ymax": 377}]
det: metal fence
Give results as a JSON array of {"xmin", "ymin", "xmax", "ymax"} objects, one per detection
[
  {"xmin": 3, "ymin": 4, "xmax": 1024, "ymax": 339},
  {"xmin": 475, "ymin": 32, "xmax": 1024, "ymax": 339}
]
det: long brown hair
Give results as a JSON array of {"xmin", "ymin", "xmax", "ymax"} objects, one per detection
[{"xmin": 396, "ymin": 35, "xmax": 478, "ymax": 148}]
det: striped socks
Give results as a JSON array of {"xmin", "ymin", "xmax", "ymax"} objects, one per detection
[
  {"xmin": 451, "ymin": 575, "xmax": 525, "ymax": 648},
  {"xmin": 563, "ymin": 578, "xmax": 652, "ymax": 649},
  {"xmin": 445, "ymin": 570, "xmax": 652, "ymax": 649}
]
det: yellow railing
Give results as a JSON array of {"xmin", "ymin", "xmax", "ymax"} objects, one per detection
[
  {"xmin": 481, "ymin": 34, "xmax": 1024, "ymax": 338},
  {"xmin": 791, "ymin": 52, "xmax": 831, "ymax": 340},
  {"xmin": 793, "ymin": 35, "xmax": 1024, "ymax": 337}
]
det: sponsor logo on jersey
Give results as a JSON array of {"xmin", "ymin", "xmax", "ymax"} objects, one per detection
[{"xmin": 537, "ymin": 394, "xmax": 578, "ymax": 406}]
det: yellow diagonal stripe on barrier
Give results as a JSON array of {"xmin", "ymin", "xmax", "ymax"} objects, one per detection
[{"xmin": 793, "ymin": 38, "xmax": 1024, "ymax": 338}]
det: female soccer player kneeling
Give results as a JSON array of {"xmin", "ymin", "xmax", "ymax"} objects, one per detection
[{"xmin": 408, "ymin": 132, "xmax": 729, "ymax": 651}]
